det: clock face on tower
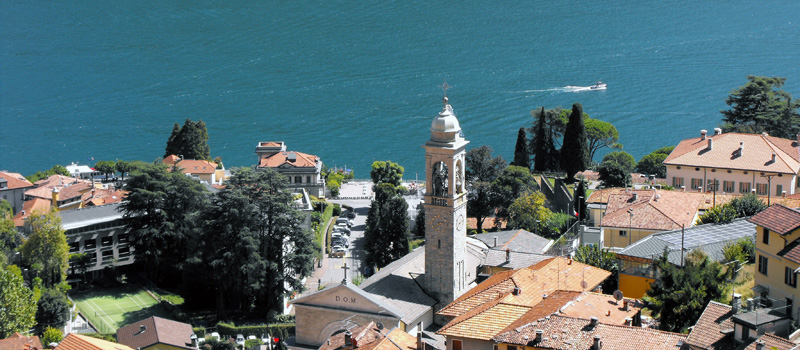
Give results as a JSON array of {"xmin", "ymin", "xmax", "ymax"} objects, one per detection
[
  {"xmin": 456, "ymin": 214, "xmax": 464, "ymax": 232},
  {"xmin": 432, "ymin": 214, "xmax": 446, "ymax": 227}
]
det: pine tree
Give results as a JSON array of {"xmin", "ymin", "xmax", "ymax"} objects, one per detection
[
  {"xmin": 164, "ymin": 123, "xmax": 181, "ymax": 158},
  {"xmin": 513, "ymin": 127, "xmax": 531, "ymax": 169},
  {"xmin": 560, "ymin": 103, "xmax": 588, "ymax": 183}
]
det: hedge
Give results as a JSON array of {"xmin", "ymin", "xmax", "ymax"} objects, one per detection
[{"xmin": 216, "ymin": 322, "xmax": 295, "ymax": 339}]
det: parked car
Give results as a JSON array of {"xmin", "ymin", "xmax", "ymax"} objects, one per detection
[
  {"xmin": 332, "ymin": 238, "xmax": 348, "ymax": 248},
  {"xmin": 334, "ymin": 224, "xmax": 351, "ymax": 234},
  {"xmin": 210, "ymin": 332, "xmax": 221, "ymax": 341},
  {"xmin": 236, "ymin": 334, "xmax": 245, "ymax": 347},
  {"xmin": 336, "ymin": 217, "xmax": 350, "ymax": 226},
  {"xmin": 331, "ymin": 246, "xmax": 347, "ymax": 257},
  {"xmin": 346, "ymin": 211, "xmax": 357, "ymax": 219}
]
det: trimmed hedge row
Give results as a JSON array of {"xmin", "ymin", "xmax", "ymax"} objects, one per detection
[{"xmin": 216, "ymin": 321, "xmax": 295, "ymax": 339}]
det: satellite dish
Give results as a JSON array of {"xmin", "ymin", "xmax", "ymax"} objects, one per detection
[
  {"xmin": 376, "ymin": 322, "xmax": 384, "ymax": 330},
  {"xmin": 613, "ymin": 290, "xmax": 624, "ymax": 302},
  {"xmin": 581, "ymin": 280, "xmax": 588, "ymax": 289}
]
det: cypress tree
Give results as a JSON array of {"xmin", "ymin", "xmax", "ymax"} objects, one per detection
[
  {"xmin": 560, "ymin": 103, "xmax": 588, "ymax": 183},
  {"xmin": 513, "ymin": 127, "xmax": 531, "ymax": 169},
  {"xmin": 573, "ymin": 179, "xmax": 587, "ymax": 221},
  {"xmin": 532, "ymin": 107, "xmax": 549, "ymax": 172},
  {"xmin": 164, "ymin": 123, "xmax": 181, "ymax": 158}
]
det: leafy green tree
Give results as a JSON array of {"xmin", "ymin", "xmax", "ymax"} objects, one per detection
[
  {"xmin": 507, "ymin": 192, "xmax": 552, "ymax": 235},
  {"xmin": 115, "ymin": 160, "xmax": 132, "ymax": 181},
  {"xmin": 529, "ymin": 107, "xmax": 561, "ymax": 172},
  {"xmin": 598, "ymin": 160, "xmax": 631, "ymax": 188},
  {"xmin": 192, "ymin": 188, "xmax": 260, "ymax": 318},
  {"xmin": 513, "ymin": 127, "xmax": 531, "ymax": 169},
  {"xmin": 1, "ymin": 200, "xmax": 22, "ymax": 265},
  {"xmin": 163, "ymin": 119, "xmax": 212, "ymax": 160},
  {"xmin": 635, "ymin": 146, "xmax": 674, "ymax": 178},
  {"xmin": 573, "ymin": 244, "xmax": 618, "ymax": 293},
  {"xmin": 224, "ymin": 168, "xmax": 314, "ymax": 317},
  {"xmin": 327, "ymin": 171, "xmax": 344, "ymax": 197},
  {"xmin": 601, "ymin": 151, "xmax": 636, "ymax": 174},
  {"xmin": 491, "ymin": 165, "xmax": 539, "ymax": 224},
  {"xmin": 36, "ymin": 288, "xmax": 69, "ymax": 329},
  {"xmin": 643, "ymin": 249, "xmax": 728, "ymax": 333},
  {"xmin": 93, "ymin": 160, "xmax": 116, "ymax": 180},
  {"xmin": 41, "ymin": 327, "xmax": 63, "ymax": 346},
  {"xmin": 729, "ymin": 193, "xmax": 767, "ymax": 217},
  {"xmin": 370, "ymin": 161, "xmax": 404, "ymax": 188},
  {"xmin": 413, "ymin": 203, "xmax": 425, "ymax": 237},
  {"xmin": 25, "ymin": 165, "xmax": 70, "ymax": 183},
  {"xmin": 696, "ymin": 204, "xmax": 738, "ymax": 225},
  {"xmin": 584, "ymin": 118, "xmax": 621, "ymax": 161},
  {"xmin": 560, "ymin": 103, "xmax": 589, "ymax": 183},
  {"xmin": 721, "ymin": 75, "xmax": 800, "ymax": 139},
  {"xmin": 68, "ymin": 253, "xmax": 91, "ymax": 283},
  {"xmin": 20, "ymin": 212, "xmax": 69, "ymax": 287},
  {"xmin": 573, "ymin": 179, "xmax": 588, "ymax": 221},
  {"xmin": 120, "ymin": 163, "xmax": 208, "ymax": 283},
  {"xmin": 365, "ymin": 184, "xmax": 409, "ymax": 269},
  {"xmin": 0, "ymin": 267, "xmax": 36, "ymax": 338},
  {"xmin": 465, "ymin": 146, "xmax": 506, "ymax": 231}
]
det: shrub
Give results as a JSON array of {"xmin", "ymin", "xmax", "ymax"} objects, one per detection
[
  {"xmin": 216, "ymin": 322, "xmax": 295, "ymax": 341},
  {"xmin": 737, "ymin": 237, "xmax": 755, "ymax": 263},
  {"xmin": 245, "ymin": 339, "xmax": 263, "ymax": 348},
  {"xmin": 193, "ymin": 326, "xmax": 206, "ymax": 338},
  {"xmin": 332, "ymin": 204, "xmax": 342, "ymax": 217},
  {"xmin": 697, "ymin": 204, "xmax": 738, "ymax": 225},
  {"xmin": 41, "ymin": 327, "xmax": 63, "ymax": 346},
  {"xmin": 729, "ymin": 194, "xmax": 767, "ymax": 217}
]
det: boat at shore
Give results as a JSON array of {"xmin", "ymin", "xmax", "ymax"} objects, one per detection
[{"xmin": 590, "ymin": 81, "xmax": 607, "ymax": 90}]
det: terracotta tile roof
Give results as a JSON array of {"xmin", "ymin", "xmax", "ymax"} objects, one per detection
[
  {"xmin": 81, "ymin": 189, "xmax": 127, "ymax": 206},
  {"xmin": 493, "ymin": 314, "xmax": 688, "ymax": 350},
  {"xmin": 0, "ymin": 172, "xmax": 33, "ymax": 190},
  {"xmin": 12, "ymin": 197, "xmax": 52, "ymax": 226},
  {"xmin": 54, "ymin": 333, "xmax": 134, "ymax": 350},
  {"xmin": 258, "ymin": 151, "xmax": 319, "ymax": 168},
  {"xmin": 777, "ymin": 240, "xmax": 800, "ymax": 264},
  {"xmin": 166, "ymin": 159, "xmax": 218, "ymax": 175},
  {"xmin": 500, "ymin": 290, "xmax": 582, "ymax": 332},
  {"xmin": 467, "ymin": 217, "xmax": 507, "ymax": 230},
  {"xmin": 600, "ymin": 190, "xmax": 702, "ymax": 231},
  {"xmin": 741, "ymin": 333, "xmax": 795, "ymax": 350},
  {"xmin": 558, "ymin": 292, "xmax": 643, "ymax": 325},
  {"xmin": 25, "ymin": 175, "xmax": 93, "ymax": 201},
  {"xmin": 318, "ymin": 323, "xmax": 416, "ymax": 350},
  {"xmin": 0, "ymin": 333, "xmax": 43, "ymax": 350},
  {"xmin": 259, "ymin": 141, "xmax": 283, "ymax": 147},
  {"xmin": 437, "ymin": 295, "xmax": 532, "ymax": 340},
  {"xmin": 685, "ymin": 301, "xmax": 734, "ymax": 350},
  {"xmin": 665, "ymin": 132, "xmax": 800, "ymax": 173},
  {"xmin": 437, "ymin": 257, "xmax": 611, "ymax": 318},
  {"xmin": 748, "ymin": 204, "xmax": 800, "ymax": 235},
  {"xmin": 117, "ymin": 316, "xmax": 195, "ymax": 350},
  {"xmin": 162, "ymin": 154, "xmax": 181, "ymax": 165}
]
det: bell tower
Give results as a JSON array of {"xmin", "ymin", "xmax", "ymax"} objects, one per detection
[{"xmin": 423, "ymin": 92, "xmax": 469, "ymax": 316}]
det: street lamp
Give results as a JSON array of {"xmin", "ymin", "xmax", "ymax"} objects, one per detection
[
  {"xmin": 761, "ymin": 174, "xmax": 775, "ymax": 206},
  {"xmin": 578, "ymin": 196, "xmax": 584, "ymax": 223},
  {"xmin": 627, "ymin": 209, "xmax": 634, "ymax": 246}
]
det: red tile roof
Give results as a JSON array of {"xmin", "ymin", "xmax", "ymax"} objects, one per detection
[
  {"xmin": 117, "ymin": 316, "xmax": 195, "ymax": 350},
  {"xmin": 467, "ymin": 217, "xmax": 507, "ymax": 230},
  {"xmin": 258, "ymin": 151, "xmax": 319, "ymax": 169},
  {"xmin": 778, "ymin": 240, "xmax": 800, "ymax": 264},
  {"xmin": 81, "ymin": 189, "xmax": 127, "ymax": 206},
  {"xmin": 318, "ymin": 323, "xmax": 417, "ymax": 350},
  {"xmin": 600, "ymin": 190, "xmax": 702, "ymax": 231},
  {"xmin": 54, "ymin": 333, "xmax": 134, "ymax": 350},
  {"xmin": 0, "ymin": 333, "xmax": 43, "ymax": 350},
  {"xmin": 493, "ymin": 314, "xmax": 687, "ymax": 350},
  {"xmin": 25, "ymin": 175, "xmax": 93, "ymax": 201},
  {"xmin": 437, "ymin": 295, "xmax": 532, "ymax": 340},
  {"xmin": 163, "ymin": 158, "xmax": 218, "ymax": 175},
  {"xmin": 12, "ymin": 197, "xmax": 51, "ymax": 226},
  {"xmin": 437, "ymin": 257, "xmax": 611, "ymax": 318},
  {"xmin": 741, "ymin": 333, "xmax": 795, "ymax": 350},
  {"xmin": 664, "ymin": 132, "xmax": 800, "ymax": 174},
  {"xmin": 0, "ymin": 172, "xmax": 33, "ymax": 190},
  {"xmin": 748, "ymin": 204, "xmax": 800, "ymax": 235},
  {"xmin": 558, "ymin": 292, "xmax": 643, "ymax": 325},
  {"xmin": 685, "ymin": 301, "xmax": 734, "ymax": 350}
]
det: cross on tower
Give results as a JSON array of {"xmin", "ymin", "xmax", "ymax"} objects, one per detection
[
  {"xmin": 341, "ymin": 263, "xmax": 350, "ymax": 285},
  {"xmin": 439, "ymin": 78, "xmax": 450, "ymax": 98}
]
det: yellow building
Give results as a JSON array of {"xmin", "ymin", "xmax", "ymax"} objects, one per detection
[
  {"xmin": 750, "ymin": 204, "xmax": 800, "ymax": 320},
  {"xmin": 599, "ymin": 189, "xmax": 702, "ymax": 249}
]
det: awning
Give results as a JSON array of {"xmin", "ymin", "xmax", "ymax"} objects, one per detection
[{"xmin": 752, "ymin": 284, "xmax": 769, "ymax": 294}]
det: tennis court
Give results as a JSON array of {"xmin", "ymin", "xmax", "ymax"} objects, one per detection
[{"xmin": 72, "ymin": 285, "xmax": 169, "ymax": 334}]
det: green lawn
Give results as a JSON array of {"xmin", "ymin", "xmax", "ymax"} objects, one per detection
[{"xmin": 72, "ymin": 285, "xmax": 170, "ymax": 334}]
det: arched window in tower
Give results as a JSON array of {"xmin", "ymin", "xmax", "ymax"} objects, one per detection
[
  {"xmin": 455, "ymin": 159, "xmax": 464, "ymax": 195},
  {"xmin": 432, "ymin": 161, "xmax": 449, "ymax": 197}
]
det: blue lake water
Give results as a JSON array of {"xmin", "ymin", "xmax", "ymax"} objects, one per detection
[{"xmin": 2, "ymin": 1, "xmax": 799, "ymax": 179}]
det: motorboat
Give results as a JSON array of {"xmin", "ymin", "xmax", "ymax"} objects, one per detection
[{"xmin": 590, "ymin": 81, "xmax": 607, "ymax": 90}]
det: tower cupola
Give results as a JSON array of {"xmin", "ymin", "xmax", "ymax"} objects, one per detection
[{"xmin": 429, "ymin": 97, "xmax": 464, "ymax": 144}]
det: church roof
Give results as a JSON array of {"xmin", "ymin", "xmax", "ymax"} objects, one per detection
[
  {"xmin": 290, "ymin": 280, "xmax": 404, "ymax": 320},
  {"xmin": 361, "ymin": 248, "xmax": 436, "ymax": 324},
  {"xmin": 473, "ymin": 229, "xmax": 553, "ymax": 254}
]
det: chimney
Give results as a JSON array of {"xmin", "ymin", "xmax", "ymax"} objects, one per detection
[
  {"xmin": 739, "ymin": 141, "xmax": 744, "ymax": 155},
  {"xmin": 708, "ymin": 138, "xmax": 713, "ymax": 150},
  {"xmin": 535, "ymin": 329, "xmax": 544, "ymax": 342},
  {"xmin": 138, "ymin": 325, "xmax": 146, "ymax": 334},
  {"xmin": 771, "ymin": 153, "xmax": 776, "ymax": 163},
  {"xmin": 344, "ymin": 331, "xmax": 352, "ymax": 347},
  {"xmin": 590, "ymin": 316, "xmax": 599, "ymax": 327},
  {"xmin": 783, "ymin": 191, "xmax": 787, "ymax": 198},
  {"xmin": 623, "ymin": 299, "xmax": 629, "ymax": 311},
  {"xmin": 592, "ymin": 335, "xmax": 602, "ymax": 350},
  {"xmin": 632, "ymin": 192, "xmax": 638, "ymax": 201},
  {"xmin": 513, "ymin": 287, "xmax": 521, "ymax": 296},
  {"xmin": 51, "ymin": 188, "xmax": 60, "ymax": 207},
  {"xmin": 506, "ymin": 249, "xmax": 510, "ymax": 262},
  {"xmin": 756, "ymin": 340, "xmax": 765, "ymax": 350},
  {"xmin": 625, "ymin": 317, "xmax": 633, "ymax": 326},
  {"xmin": 763, "ymin": 132, "xmax": 769, "ymax": 137},
  {"xmin": 701, "ymin": 129, "xmax": 707, "ymax": 140},
  {"xmin": 747, "ymin": 298, "xmax": 755, "ymax": 311},
  {"xmin": 417, "ymin": 331, "xmax": 423, "ymax": 350},
  {"xmin": 715, "ymin": 127, "xmax": 722, "ymax": 135},
  {"xmin": 732, "ymin": 293, "xmax": 741, "ymax": 314},
  {"xmin": 493, "ymin": 237, "xmax": 498, "ymax": 247}
]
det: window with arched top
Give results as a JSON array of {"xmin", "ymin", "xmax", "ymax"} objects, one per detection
[
  {"xmin": 455, "ymin": 159, "xmax": 464, "ymax": 194},
  {"xmin": 432, "ymin": 161, "xmax": 449, "ymax": 197}
]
